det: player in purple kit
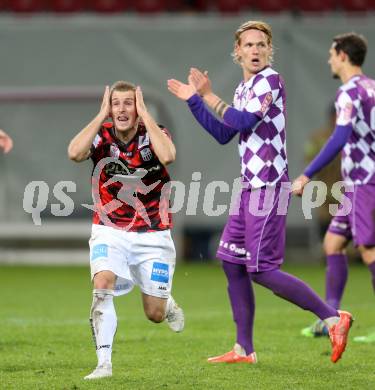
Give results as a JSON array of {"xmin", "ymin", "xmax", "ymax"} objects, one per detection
[
  {"xmin": 293, "ymin": 33, "xmax": 375, "ymax": 342},
  {"xmin": 168, "ymin": 20, "xmax": 352, "ymax": 364}
]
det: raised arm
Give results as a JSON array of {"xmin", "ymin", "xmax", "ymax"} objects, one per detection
[
  {"xmin": 135, "ymin": 87, "xmax": 176, "ymax": 166},
  {"xmin": 167, "ymin": 78, "xmax": 237, "ymax": 144},
  {"xmin": 186, "ymin": 94, "xmax": 237, "ymax": 144},
  {"xmin": 189, "ymin": 67, "xmax": 261, "ymax": 132},
  {"xmin": 68, "ymin": 86, "xmax": 110, "ymax": 162}
]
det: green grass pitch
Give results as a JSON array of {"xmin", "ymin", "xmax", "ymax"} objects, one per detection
[{"xmin": 0, "ymin": 262, "xmax": 374, "ymax": 389}]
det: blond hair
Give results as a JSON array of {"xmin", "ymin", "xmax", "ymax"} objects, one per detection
[
  {"xmin": 232, "ymin": 20, "xmax": 273, "ymax": 65},
  {"xmin": 110, "ymin": 80, "xmax": 136, "ymax": 103}
]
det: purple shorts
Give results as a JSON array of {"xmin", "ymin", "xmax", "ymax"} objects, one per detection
[
  {"xmin": 328, "ymin": 184, "xmax": 375, "ymax": 246},
  {"xmin": 216, "ymin": 184, "xmax": 290, "ymax": 273}
]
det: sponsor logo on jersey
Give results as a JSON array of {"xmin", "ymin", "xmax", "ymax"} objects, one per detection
[
  {"xmin": 104, "ymin": 161, "xmax": 132, "ymax": 176},
  {"xmin": 151, "ymin": 262, "xmax": 169, "ymax": 283},
  {"xmin": 138, "ymin": 133, "xmax": 150, "ymax": 148},
  {"xmin": 140, "ymin": 147, "xmax": 153, "ymax": 162},
  {"xmin": 91, "ymin": 244, "xmax": 108, "ymax": 261}
]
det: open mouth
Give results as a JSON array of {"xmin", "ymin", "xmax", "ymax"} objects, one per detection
[
  {"xmin": 252, "ymin": 58, "xmax": 260, "ymax": 65},
  {"xmin": 117, "ymin": 115, "xmax": 129, "ymax": 124}
]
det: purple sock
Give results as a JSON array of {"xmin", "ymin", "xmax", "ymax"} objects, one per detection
[
  {"xmin": 368, "ymin": 262, "xmax": 375, "ymax": 293},
  {"xmin": 251, "ymin": 269, "xmax": 338, "ymax": 320},
  {"xmin": 222, "ymin": 261, "xmax": 255, "ymax": 355},
  {"xmin": 325, "ymin": 254, "xmax": 348, "ymax": 309}
]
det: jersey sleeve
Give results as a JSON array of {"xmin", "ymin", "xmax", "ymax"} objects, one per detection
[
  {"xmin": 90, "ymin": 131, "xmax": 104, "ymax": 161},
  {"xmin": 243, "ymin": 73, "xmax": 274, "ymax": 118},
  {"xmin": 335, "ymin": 88, "xmax": 359, "ymax": 127}
]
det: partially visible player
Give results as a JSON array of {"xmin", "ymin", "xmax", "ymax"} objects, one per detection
[
  {"xmin": 68, "ymin": 81, "xmax": 184, "ymax": 380},
  {"xmin": 168, "ymin": 20, "xmax": 352, "ymax": 364},
  {"xmin": 293, "ymin": 33, "xmax": 375, "ymax": 342},
  {"xmin": 0, "ymin": 129, "xmax": 13, "ymax": 154}
]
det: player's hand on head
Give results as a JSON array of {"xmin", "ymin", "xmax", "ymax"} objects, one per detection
[
  {"xmin": 167, "ymin": 79, "xmax": 196, "ymax": 101},
  {"xmin": 99, "ymin": 86, "xmax": 111, "ymax": 120},
  {"xmin": 189, "ymin": 67, "xmax": 211, "ymax": 96},
  {"xmin": 135, "ymin": 86, "xmax": 147, "ymax": 118},
  {"xmin": 0, "ymin": 129, "xmax": 13, "ymax": 154},
  {"xmin": 292, "ymin": 175, "xmax": 310, "ymax": 197}
]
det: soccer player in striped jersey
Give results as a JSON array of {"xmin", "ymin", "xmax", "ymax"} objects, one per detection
[
  {"xmin": 168, "ymin": 20, "xmax": 352, "ymax": 364},
  {"xmin": 68, "ymin": 81, "xmax": 184, "ymax": 380},
  {"xmin": 294, "ymin": 33, "xmax": 375, "ymax": 342}
]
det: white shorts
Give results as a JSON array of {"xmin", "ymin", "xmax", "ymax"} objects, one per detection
[{"xmin": 89, "ymin": 224, "xmax": 176, "ymax": 298}]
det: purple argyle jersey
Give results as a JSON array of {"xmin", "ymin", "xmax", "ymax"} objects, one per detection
[
  {"xmin": 234, "ymin": 66, "xmax": 289, "ymax": 188},
  {"xmin": 328, "ymin": 184, "xmax": 375, "ymax": 246},
  {"xmin": 336, "ymin": 75, "xmax": 375, "ymax": 185},
  {"xmin": 217, "ymin": 184, "xmax": 290, "ymax": 272}
]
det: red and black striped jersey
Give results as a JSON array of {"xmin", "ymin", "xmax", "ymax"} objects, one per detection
[{"xmin": 90, "ymin": 122, "xmax": 173, "ymax": 232}]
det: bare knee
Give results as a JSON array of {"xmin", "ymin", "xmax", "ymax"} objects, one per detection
[
  {"xmin": 93, "ymin": 271, "xmax": 116, "ymax": 290},
  {"xmin": 323, "ymin": 232, "xmax": 348, "ymax": 256},
  {"xmin": 358, "ymin": 246, "xmax": 375, "ymax": 265},
  {"xmin": 142, "ymin": 294, "xmax": 167, "ymax": 323},
  {"xmin": 145, "ymin": 307, "xmax": 165, "ymax": 323}
]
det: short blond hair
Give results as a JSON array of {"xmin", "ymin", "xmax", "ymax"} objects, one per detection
[
  {"xmin": 110, "ymin": 80, "xmax": 136, "ymax": 103},
  {"xmin": 232, "ymin": 20, "xmax": 273, "ymax": 65}
]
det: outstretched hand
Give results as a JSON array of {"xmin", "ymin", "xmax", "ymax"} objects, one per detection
[
  {"xmin": 167, "ymin": 79, "xmax": 196, "ymax": 101},
  {"xmin": 0, "ymin": 129, "xmax": 13, "ymax": 153},
  {"xmin": 292, "ymin": 174, "xmax": 310, "ymax": 197},
  {"xmin": 189, "ymin": 67, "xmax": 212, "ymax": 96}
]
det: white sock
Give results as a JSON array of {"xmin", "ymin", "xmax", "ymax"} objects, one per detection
[
  {"xmin": 90, "ymin": 289, "xmax": 117, "ymax": 366},
  {"xmin": 166, "ymin": 295, "xmax": 175, "ymax": 316},
  {"xmin": 324, "ymin": 316, "xmax": 340, "ymax": 329}
]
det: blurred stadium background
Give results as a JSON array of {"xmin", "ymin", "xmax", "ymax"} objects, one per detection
[{"xmin": 1, "ymin": 0, "xmax": 375, "ymax": 264}]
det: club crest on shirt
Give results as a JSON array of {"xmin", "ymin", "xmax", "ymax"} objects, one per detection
[
  {"xmin": 138, "ymin": 133, "xmax": 150, "ymax": 149},
  {"xmin": 140, "ymin": 147, "xmax": 153, "ymax": 161},
  {"xmin": 260, "ymin": 92, "xmax": 272, "ymax": 113},
  {"xmin": 110, "ymin": 143, "xmax": 120, "ymax": 159}
]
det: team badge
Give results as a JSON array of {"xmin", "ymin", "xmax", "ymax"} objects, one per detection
[
  {"xmin": 140, "ymin": 147, "xmax": 153, "ymax": 161},
  {"xmin": 110, "ymin": 143, "xmax": 120, "ymax": 159},
  {"xmin": 138, "ymin": 134, "xmax": 150, "ymax": 149},
  {"xmin": 260, "ymin": 92, "xmax": 273, "ymax": 113}
]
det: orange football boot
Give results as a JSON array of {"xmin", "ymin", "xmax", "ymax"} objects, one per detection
[
  {"xmin": 207, "ymin": 344, "xmax": 257, "ymax": 364},
  {"xmin": 329, "ymin": 310, "xmax": 354, "ymax": 363}
]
